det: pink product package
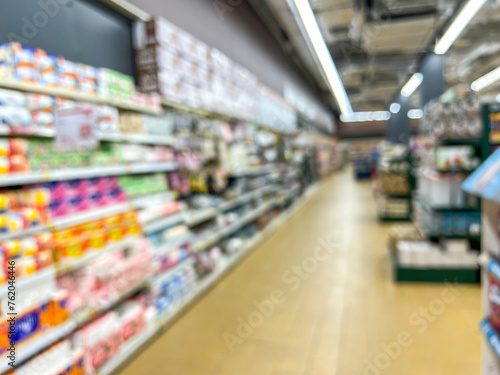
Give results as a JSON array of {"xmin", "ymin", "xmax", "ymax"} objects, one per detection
[
  {"xmin": 49, "ymin": 198, "xmax": 73, "ymax": 219},
  {"xmin": 87, "ymin": 177, "xmax": 114, "ymax": 194},
  {"xmin": 78, "ymin": 312, "xmax": 122, "ymax": 372},
  {"xmin": 108, "ymin": 188, "xmax": 128, "ymax": 203},
  {"xmin": 66, "ymin": 179, "xmax": 90, "ymax": 198},
  {"xmin": 489, "ymin": 274, "xmax": 500, "ymax": 332}
]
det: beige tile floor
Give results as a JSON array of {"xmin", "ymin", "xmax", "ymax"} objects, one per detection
[{"xmin": 119, "ymin": 168, "xmax": 481, "ymax": 375}]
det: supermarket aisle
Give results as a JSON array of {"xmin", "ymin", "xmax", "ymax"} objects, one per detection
[{"xmin": 119, "ymin": 168, "xmax": 481, "ymax": 375}]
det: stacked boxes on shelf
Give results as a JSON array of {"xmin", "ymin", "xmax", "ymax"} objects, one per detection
[{"xmin": 133, "ymin": 17, "xmax": 257, "ymax": 120}]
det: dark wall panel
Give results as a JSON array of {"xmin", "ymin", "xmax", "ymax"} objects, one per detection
[{"xmin": 0, "ymin": 0, "xmax": 134, "ymax": 75}]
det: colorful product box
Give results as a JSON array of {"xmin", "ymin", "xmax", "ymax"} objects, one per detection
[
  {"xmin": 35, "ymin": 49, "xmax": 59, "ymax": 87},
  {"xmin": 57, "ymin": 57, "xmax": 79, "ymax": 91}
]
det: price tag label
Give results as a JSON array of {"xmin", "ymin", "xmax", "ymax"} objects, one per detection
[{"xmin": 56, "ymin": 107, "xmax": 98, "ymax": 152}]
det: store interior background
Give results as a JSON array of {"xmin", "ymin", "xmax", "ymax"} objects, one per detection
[{"xmin": 2, "ymin": 0, "xmax": 500, "ymax": 374}]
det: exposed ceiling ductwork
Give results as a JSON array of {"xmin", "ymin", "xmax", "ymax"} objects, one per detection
[{"xmin": 251, "ymin": 0, "xmax": 500, "ymax": 114}]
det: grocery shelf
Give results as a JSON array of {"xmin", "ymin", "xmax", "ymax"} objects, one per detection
[
  {"xmin": 185, "ymin": 187, "xmax": 274, "ymax": 227},
  {"xmin": 0, "ymin": 267, "xmax": 55, "ymax": 298},
  {"xmin": 219, "ymin": 186, "xmax": 270, "ymax": 211},
  {"xmin": 99, "ymin": 132, "xmax": 175, "ymax": 145},
  {"xmin": 0, "ymin": 320, "xmax": 78, "ymax": 374},
  {"xmin": 98, "ymin": 327, "xmax": 159, "ymax": 375},
  {"xmin": 193, "ymin": 232, "xmax": 223, "ymax": 253},
  {"xmin": 219, "ymin": 199, "xmax": 277, "ymax": 238},
  {"xmin": 0, "ymin": 79, "xmax": 162, "ymax": 115},
  {"xmin": 142, "ymin": 212, "xmax": 185, "ymax": 234},
  {"xmin": 184, "ymin": 207, "xmax": 219, "ymax": 227},
  {"xmin": 0, "ymin": 191, "xmax": 175, "ymax": 242},
  {"xmin": 55, "ymin": 236, "xmax": 140, "ymax": 276},
  {"xmin": 481, "ymin": 319, "xmax": 500, "ymax": 361},
  {"xmin": 152, "ymin": 233, "xmax": 192, "ymax": 256},
  {"xmin": 72, "ymin": 280, "xmax": 149, "ymax": 327},
  {"xmin": 150, "ymin": 258, "xmax": 196, "ymax": 289},
  {"xmin": 227, "ymin": 165, "xmax": 277, "ymax": 178},
  {"xmin": 0, "ymin": 162, "xmax": 177, "ymax": 188},
  {"xmin": 132, "ymin": 192, "xmax": 178, "ymax": 209},
  {"xmin": 0, "ymin": 126, "xmax": 175, "ymax": 146}
]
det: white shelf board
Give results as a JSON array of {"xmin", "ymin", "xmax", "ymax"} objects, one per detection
[
  {"xmin": 72, "ymin": 280, "xmax": 149, "ymax": 327},
  {"xmin": 0, "ymin": 162, "xmax": 177, "ymax": 188},
  {"xmin": 150, "ymin": 258, "xmax": 196, "ymax": 289},
  {"xmin": 0, "ymin": 267, "xmax": 55, "ymax": 298},
  {"xmin": 142, "ymin": 213, "xmax": 185, "ymax": 234},
  {"xmin": 0, "ymin": 126, "xmax": 175, "ymax": 146},
  {"xmin": 0, "ymin": 79, "xmax": 162, "ymax": 115}
]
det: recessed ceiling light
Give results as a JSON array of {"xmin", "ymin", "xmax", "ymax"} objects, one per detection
[
  {"xmin": 390, "ymin": 103, "xmax": 401, "ymax": 114},
  {"xmin": 401, "ymin": 73, "xmax": 423, "ymax": 97},
  {"xmin": 408, "ymin": 109, "xmax": 424, "ymax": 119},
  {"xmin": 435, "ymin": 0, "xmax": 488, "ymax": 55},
  {"xmin": 471, "ymin": 67, "xmax": 500, "ymax": 91},
  {"xmin": 340, "ymin": 111, "xmax": 391, "ymax": 122}
]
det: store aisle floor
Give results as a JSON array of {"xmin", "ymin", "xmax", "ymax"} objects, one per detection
[{"xmin": 119, "ymin": 168, "xmax": 481, "ymax": 375}]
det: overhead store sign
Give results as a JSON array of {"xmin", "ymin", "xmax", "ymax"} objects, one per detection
[
  {"xmin": 256, "ymin": 86, "xmax": 297, "ymax": 134},
  {"xmin": 55, "ymin": 107, "xmax": 98, "ymax": 152},
  {"xmin": 284, "ymin": 82, "xmax": 336, "ymax": 133}
]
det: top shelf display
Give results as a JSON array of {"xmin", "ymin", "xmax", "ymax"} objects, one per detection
[{"xmin": 0, "ymin": 42, "xmax": 162, "ymax": 115}]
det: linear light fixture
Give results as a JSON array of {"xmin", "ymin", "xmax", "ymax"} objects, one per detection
[
  {"xmin": 401, "ymin": 73, "xmax": 423, "ymax": 97},
  {"xmin": 289, "ymin": 0, "xmax": 352, "ymax": 115},
  {"xmin": 408, "ymin": 109, "xmax": 424, "ymax": 119},
  {"xmin": 435, "ymin": 0, "xmax": 488, "ymax": 55},
  {"xmin": 471, "ymin": 67, "xmax": 500, "ymax": 91},
  {"xmin": 340, "ymin": 111, "xmax": 391, "ymax": 123},
  {"xmin": 390, "ymin": 103, "xmax": 401, "ymax": 114}
]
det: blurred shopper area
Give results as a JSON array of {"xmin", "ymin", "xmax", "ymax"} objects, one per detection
[{"xmin": 0, "ymin": 0, "xmax": 498, "ymax": 374}]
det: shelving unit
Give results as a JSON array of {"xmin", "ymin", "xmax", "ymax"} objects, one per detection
[
  {"xmin": 390, "ymin": 98, "xmax": 492, "ymax": 283},
  {"xmin": 460, "ymin": 130, "xmax": 500, "ymax": 373},
  {"xmin": 0, "ymin": 79, "xmax": 162, "ymax": 115},
  {"xmin": 376, "ymin": 147, "xmax": 414, "ymax": 222}
]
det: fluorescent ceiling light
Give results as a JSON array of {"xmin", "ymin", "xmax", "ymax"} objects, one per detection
[
  {"xmin": 290, "ymin": 0, "xmax": 352, "ymax": 115},
  {"xmin": 408, "ymin": 109, "xmax": 424, "ymax": 119},
  {"xmin": 401, "ymin": 73, "xmax": 423, "ymax": 97},
  {"xmin": 435, "ymin": 0, "xmax": 488, "ymax": 55},
  {"xmin": 496, "ymin": 94, "xmax": 500, "ymax": 102},
  {"xmin": 340, "ymin": 111, "xmax": 391, "ymax": 123},
  {"xmin": 471, "ymin": 67, "xmax": 500, "ymax": 91},
  {"xmin": 390, "ymin": 103, "xmax": 401, "ymax": 114}
]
